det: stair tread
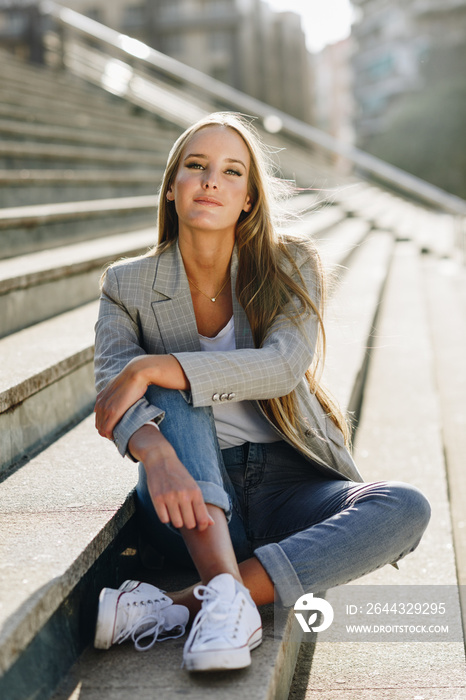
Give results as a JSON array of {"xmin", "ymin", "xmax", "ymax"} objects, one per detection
[
  {"xmin": 0, "ymin": 301, "xmax": 98, "ymax": 411},
  {"xmin": 0, "ymin": 195, "xmax": 157, "ymax": 228},
  {"xmin": 0, "ymin": 414, "xmax": 136, "ymax": 676},
  {"xmin": 0, "ymin": 140, "xmax": 167, "ymax": 164},
  {"xmin": 0, "ymin": 227, "xmax": 156, "ymax": 291}
]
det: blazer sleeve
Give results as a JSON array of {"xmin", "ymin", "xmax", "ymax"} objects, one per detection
[
  {"xmin": 94, "ymin": 265, "xmax": 164, "ymax": 458},
  {"xmin": 172, "ymin": 249, "xmax": 321, "ymax": 407}
]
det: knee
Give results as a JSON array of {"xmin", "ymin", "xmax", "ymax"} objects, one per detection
[{"xmin": 387, "ymin": 481, "xmax": 431, "ymax": 537}]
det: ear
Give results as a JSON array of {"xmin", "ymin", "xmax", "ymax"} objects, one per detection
[
  {"xmin": 166, "ymin": 186, "xmax": 175, "ymax": 201},
  {"xmin": 242, "ymin": 194, "xmax": 253, "ymax": 213}
]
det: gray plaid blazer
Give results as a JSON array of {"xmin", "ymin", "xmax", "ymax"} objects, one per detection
[{"xmin": 94, "ymin": 241, "xmax": 363, "ymax": 482}]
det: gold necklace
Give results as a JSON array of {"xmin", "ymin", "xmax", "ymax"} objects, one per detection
[{"xmin": 187, "ymin": 275, "xmax": 230, "ymax": 302}]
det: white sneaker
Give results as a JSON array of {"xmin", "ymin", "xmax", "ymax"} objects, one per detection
[
  {"xmin": 183, "ymin": 573, "xmax": 262, "ymax": 672},
  {"xmin": 94, "ymin": 580, "xmax": 189, "ymax": 651}
]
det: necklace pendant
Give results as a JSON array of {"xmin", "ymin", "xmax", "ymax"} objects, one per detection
[{"xmin": 211, "ymin": 297, "xmax": 216, "ymax": 302}]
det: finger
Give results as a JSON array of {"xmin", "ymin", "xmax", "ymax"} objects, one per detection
[
  {"xmin": 187, "ymin": 488, "xmax": 210, "ymax": 531},
  {"xmin": 193, "ymin": 499, "xmax": 214, "ymax": 532},
  {"xmin": 155, "ymin": 493, "xmax": 185, "ymax": 530},
  {"xmin": 95, "ymin": 411, "xmax": 112, "ymax": 440},
  {"xmin": 178, "ymin": 500, "xmax": 197, "ymax": 531},
  {"xmin": 166, "ymin": 502, "xmax": 184, "ymax": 530},
  {"xmin": 154, "ymin": 499, "xmax": 170, "ymax": 525}
]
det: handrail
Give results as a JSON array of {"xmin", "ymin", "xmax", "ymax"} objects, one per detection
[{"xmin": 39, "ymin": 0, "xmax": 466, "ymax": 217}]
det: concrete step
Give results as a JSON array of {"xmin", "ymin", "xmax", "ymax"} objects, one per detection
[
  {"xmin": 422, "ymin": 255, "xmax": 466, "ymax": 631},
  {"xmin": 0, "ymin": 117, "xmax": 172, "ymax": 152},
  {"xmin": 0, "ymin": 195, "xmax": 158, "ymax": 258},
  {"xmin": 0, "ymin": 48, "xmax": 124, "ymax": 104},
  {"xmin": 0, "ymin": 68, "xmax": 139, "ymax": 115},
  {"xmin": 286, "ymin": 204, "xmax": 349, "ymax": 240},
  {"xmin": 0, "ymin": 169, "xmax": 161, "ymax": 207},
  {"xmin": 318, "ymin": 217, "xmax": 372, "ymax": 274},
  {"xmin": 323, "ymin": 229, "xmax": 394, "ymax": 412},
  {"xmin": 0, "ymin": 99, "xmax": 178, "ymax": 142},
  {"xmin": 290, "ymin": 241, "xmax": 466, "ymax": 699},
  {"xmin": 0, "ymin": 87, "xmax": 162, "ymax": 135},
  {"xmin": 0, "ymin": 301, "xmax": 98, "ymax": 474},
  {"xmin": 0, "ymin": 62, "xmax": 173, "ymax": 129},
  {"xmin": 0, "ymin": 53, "xmax": 179, "ymax": 136},
  {"xmin": 0, "ymin": 414, "xmax": 138, "ymax": 700},
  {"xmin": 0, "ymin": 140, "xmax": 167, "ymax": 170},
  {"xmin": 0, "ymin": 228, "xmax": 156, "ymax": 337},
  {"xmin": 0, "ymin": 73, "xmax": 121, "ymax": 113},
  {"xmin": 415, "ymin": 209, "xmax": 458, "ymax": 258}
]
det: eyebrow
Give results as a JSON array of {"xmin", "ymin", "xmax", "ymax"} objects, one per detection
[{"xmin": 184, "ymin": 153, "xmax": 247, "ymax": 170}]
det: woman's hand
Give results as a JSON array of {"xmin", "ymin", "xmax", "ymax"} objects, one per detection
[
  {"xmin": 129, "ymin": 425, "xmax": 214, "ymax": 531},
  {"xmin": 95, "ymin": 354, "xmax": 190, "ymax": 440},
  {"xmin": 95, "ymin": 356, "xmax": 151, "ymax": 439}
]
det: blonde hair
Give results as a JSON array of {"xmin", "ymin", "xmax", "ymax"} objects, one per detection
[{"xmin": 154, "ymin": 112, "xmax": 349, "ymax": 450}]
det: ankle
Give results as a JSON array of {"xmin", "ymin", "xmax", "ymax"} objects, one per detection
[
  {"xmin": 200, "ymin": 566, "xmax": 242, "ymax": 587},
  {"xmin": 168, "ymin": 587, "xmax": 201, "ymax": 619}
]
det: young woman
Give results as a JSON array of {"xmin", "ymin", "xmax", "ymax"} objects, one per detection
[{"xmin": 93, "ymin": 112, "xmax": 430, "ymax": 671}]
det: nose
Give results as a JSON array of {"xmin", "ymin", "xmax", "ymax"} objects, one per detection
[{"xmin": 202, "ymin": 168, "xmax": 218, "ymax": 190}]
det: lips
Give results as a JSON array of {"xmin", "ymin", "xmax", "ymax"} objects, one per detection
[{"xmin": 193, "ymin": 196, "xmax": 222, "ymax": 206}]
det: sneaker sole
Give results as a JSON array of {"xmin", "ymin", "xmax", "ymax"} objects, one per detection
[
  {"xmin": 184, "ymin": 626, "xmax": 262, "ymax": 672},
  {"xmin": 94, "ymin": 588, "xmax": 120, "ymax": 650}
]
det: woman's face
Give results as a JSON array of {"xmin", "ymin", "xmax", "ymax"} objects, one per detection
[{"xmin": 167, "ymin": 125, "xmax": 252, "ymax": 240}]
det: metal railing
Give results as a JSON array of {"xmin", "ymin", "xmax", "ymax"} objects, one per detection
[{"xmin": 37, "ymin": 1, "xmax": 466, "ymax": 232}]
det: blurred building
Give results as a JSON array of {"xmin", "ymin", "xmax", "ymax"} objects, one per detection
[
  {"xmin": 0, "ymin": 0, "xmax": 313, "ymax": 123},
  {"xmin": 313, "ymin": 36, "xmax": 355, "ymax": 161},
  {"xmin": 351, "ymin": 0, "xmax": 466, "ymax": 145}
]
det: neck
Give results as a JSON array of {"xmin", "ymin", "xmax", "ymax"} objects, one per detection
[{"xmin": 178, "ymin": 230, "xmax": 234, "ymax": 287}]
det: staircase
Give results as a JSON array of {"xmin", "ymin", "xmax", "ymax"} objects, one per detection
[{"xmin": 1, "ymin": 16, "xmax": 465, "ymax": 700}]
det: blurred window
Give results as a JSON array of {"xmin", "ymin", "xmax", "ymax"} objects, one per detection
[
  {"xmin": 211, "ymin": 65, "xmax": 229, "ymax": 83},
  {"xmin": 362, "ymin": 93, "xmax": 386, "ymax": 115},
  {"xmin": 368, "ymin": 54, "xmax": 394, "ymax": 79},
  {"xmin": 163, "ymin": 33, "xmax": 183, "ymax": 55},
  {"xmin": 202, "ymin": 0, "xmax": 231, "ymax": 16},
  {"xmin": 209, "ymin": 29, "xmax": 230, "ymax": 51},
  {"xmin": 159, "ymin": 0, "xmax": 183, "ymax": 21},
  {"xmin": 123, "ymin": 5, "xmax": 146, "ymax": 28},
  {"xmin": 0, "ymin": 12, "xmax": 27, "ymax": 37}
]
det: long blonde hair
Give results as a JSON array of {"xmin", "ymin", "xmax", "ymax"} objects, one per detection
[{"xmin": 154, "ymin": 112, "xmax": 349, "ymax": 449}]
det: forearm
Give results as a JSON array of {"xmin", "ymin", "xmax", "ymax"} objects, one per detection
[
  {"xmin": 128, "ymin": 424, "xmax": 213, "ymax": 532},
  {"xmin": 128, "ymin": 423, "xmax": 175, "ymax": 463},
  {"xmin": 136, "ymin": 354, "xmax": 190, "ymax": 391},
  {"xmin": 173, "ymin": 332, "xmax": 315, "ymax": 408}
]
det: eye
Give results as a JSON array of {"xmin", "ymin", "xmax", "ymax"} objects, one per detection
[
  {"xmin": 186, "ymin": 162, "xmax": 204, "ymax": 170},
  {"xmin": 225, "ymin": 168, "xmax": 242, "ymax": 176}
]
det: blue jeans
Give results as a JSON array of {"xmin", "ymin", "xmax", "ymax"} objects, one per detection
[{"xmin": 136, "ymin": 387, "xmax": 431, "ymax": 607}]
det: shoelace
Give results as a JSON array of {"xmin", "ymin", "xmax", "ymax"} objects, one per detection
[
  {"xmin": 132, "ymin": 611, "xmax": 186, "ymax": 651},
  {"xmin": 115, "ymin": 599, "xmax": 186, "ymax": 651},
  {"xmin": 189, "ymin": 584, "xmax": 242, "ymax": 645}
]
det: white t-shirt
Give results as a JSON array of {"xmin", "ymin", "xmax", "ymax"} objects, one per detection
[{"xmin": 199, "ymin": 316, "xmax": 280, "ymax": 449}]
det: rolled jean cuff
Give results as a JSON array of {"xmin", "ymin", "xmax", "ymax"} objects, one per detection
[
  {"xmin": 254, "ymin": 542, "xmax": 304, "ymax": 608},
  {"xmin": 197, "ymin": 480, "xmax": 232, "ymax": 522}
]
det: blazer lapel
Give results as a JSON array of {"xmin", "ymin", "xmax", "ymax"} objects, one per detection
[
  {"xmin": 151, "ymin": 242, "xmax": 201, "ymax": 354},
  {"xmin": 151, "ymin": 242, "xmax": 254, "ymax": 353}
]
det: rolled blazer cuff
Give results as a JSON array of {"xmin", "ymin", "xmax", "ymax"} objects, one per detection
[{"xmin": 113, "ymin": 397, "xmax": 164, "ymax": 460}]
